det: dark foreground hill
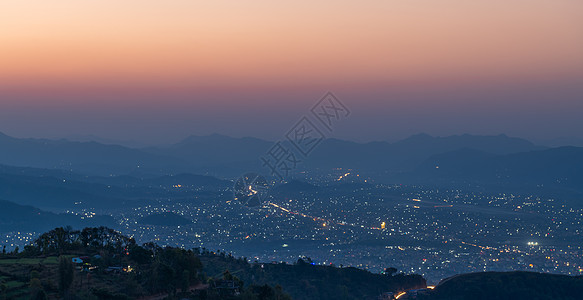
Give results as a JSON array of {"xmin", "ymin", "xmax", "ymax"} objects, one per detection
[
  {"xmin": 0, "ymin": 199, "xmax": 115, "ymax": 233},
  {"xmin": 0, "ymin": 227, "xmax": 425, "ymax": 300},
  {"xmin": 2, "ymin": 227, "xmax": 581, "ymax": 300},
  {"xmin": 427, "ymin": 271, "xmax": 583, "ymax": 300},
  {"xmin": 199, "ymin": 253, "xmax": 425, "ymax": 300}
]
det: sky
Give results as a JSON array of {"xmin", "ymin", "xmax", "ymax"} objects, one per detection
[{"xmin": 1, "ymin": 0, "xmax": 582, "ymax": 145}]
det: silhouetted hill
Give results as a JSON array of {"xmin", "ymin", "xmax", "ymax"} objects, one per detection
[
  {"xmin": 395, "ymin": 133, "xmax": 542, "ymax": 155},
  {"xmin": 429, "ymin": 271, "xmax": 583, "ymax": 300},
  {"xmin": 0, "ymin": 199, "xmax": 115, "ymax": 232},
  {"xmin": 138, "ymin": 212, "xmax": 192, "ymax": 226},
  {"xmin": 0, "ymin": 132, "xmax": 545, "ymax": 176},
  {"xmin": 5, "ymin": 227, "xmax": 580, "ymax": 299},
  {"xmin": 139, "ymin": 173, "xmax": 231, "ymax": 189},
  {"xmin": 415, "ymin": 146, "xmax": 583, "ymax": 190},
  {"xmin": 540, "ymin": 136, "xmax": 583, "ymax": 148},
  {"xmin": 409, "ymin": 146, "xmax": 583, "ymax": 207},
  {"xmin": 0, "ymin": 131, "xmax": 188, "ymax": 176},
  {"xmin": 199, "ymin": 252, "xmax": 426, "ymax": 300},
  {"xmin": 0, "ymin": 171, "xmax": 123, "ymax": 210},
  {"xmin": 62, "ymin": 134, "xmax": 149, "ymax": 148},
  {"xmin": 145, "ymin": 133, "xmax": 543, "ymax": 175},
  {"xmin": 4, "ymin": 227, "xmax": 425, "ymax": 300},
  {"xmin": 0, "ymin": 164, "xmax": 230, "ymax": 210},
  {"xmin": 272, "ymin": 180, "xmax": 320, "ymax": 194},
  {"xmin": 307, "ymin": 133, "xmax": 544, "ymax": 171},
  {"xmin": 80, "ymin": 172, "xmax": 231, "ymax": 189},
  {"xmin": 145, "ymin": 134, "xmax": 271, "ymax": 175},
  {"xmin": 0, "ymin": 163, "xmax": 80, "ymax": 179}
]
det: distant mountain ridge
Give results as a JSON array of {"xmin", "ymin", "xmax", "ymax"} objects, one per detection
[
  {"xmin": 394, "ymin": 133, "xmax": 543, "ymax": 154},
  {"xmin": 302, "ymin": 133, "xmax": 544, "ymax": 171},
  {"xmin": 0, "ymin": 131, "xmax": 189, "ymax": 176},
  {"xmin": 0, "ymin": 130, "xmax": 552, "ymax": 177},
  {"xmin": 144, "ymin": 132, "xmax": 545, "ymax": 173},
  {"xmin": 0, "ymin": 199, "xmax": 114, "ymax": 233},
  {"xmin": 0, "ymin": 164, "xmax": 230, "ymax": 210},
  {"xmin": 144, "ymin": 133, "xmax": 272, "ymax": 174},
  {"xmin": 411, "ymin": 146, "xmax": 583, "ymax": 202}
]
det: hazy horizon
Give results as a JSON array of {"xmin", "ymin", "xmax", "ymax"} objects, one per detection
[
  {"xmin": 2, "ymin": 129, "xmax": 583, "ymax": 149},
  {"xmin": 2, "ymin": 1, "xmax": 582, "ymax": 145}
]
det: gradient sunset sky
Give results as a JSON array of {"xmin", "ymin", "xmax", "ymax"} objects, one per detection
[{"xmin": 1, "ymin": 1, "xmax": 582, "ymax": 144}]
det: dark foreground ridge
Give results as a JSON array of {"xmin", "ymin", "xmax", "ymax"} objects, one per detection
[
  {"xmin": 2, "ymin": 227, "xmax": 581, "ymax": 300},
  {"xmin": 427, "ymin": 271, "xmax": 583, "ymax": 300},
  {"xmin": 0, "ymin": 227, "xmax": 425, "ymax": 300}
]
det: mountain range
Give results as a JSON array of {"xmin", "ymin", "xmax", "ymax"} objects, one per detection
[
  {"xmin": 0, "ymin": 131, "xmax": 550, "ymax": 176},
  {"xmin": 0, "ymin": 163, "xmax": 230, "ymax": 211},
  {"xmin": 411, "ymin": 146, "xmax": 583, "ymax": 200},
  {"xmin": 0, "ymin": 131, "xmax": 187, "ymax": 176},
  {"xmin": 0, "ymin": 199, "xmax": 115, "ymax": 232},
  {"xmin": 2, "ymin": 131, "xmax": 583, "ymax": 207}
]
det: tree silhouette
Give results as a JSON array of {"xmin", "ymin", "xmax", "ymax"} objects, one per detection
[{"xmin": 58, "ymin": 256, "xmax": 74, "ymax": 297}]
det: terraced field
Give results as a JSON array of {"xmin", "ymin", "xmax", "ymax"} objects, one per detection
[{"xmin": 0, "ymin": 257, "xmax": 60, "ymax": 299}]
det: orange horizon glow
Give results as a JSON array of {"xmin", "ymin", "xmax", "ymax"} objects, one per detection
[
  {"xmin": 1, "ymin": 1, "xmax": 583, "ymax": 143},
  {"xmin": 1, "ymin": 1, "xmax": 582, "ymax": 91}
]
